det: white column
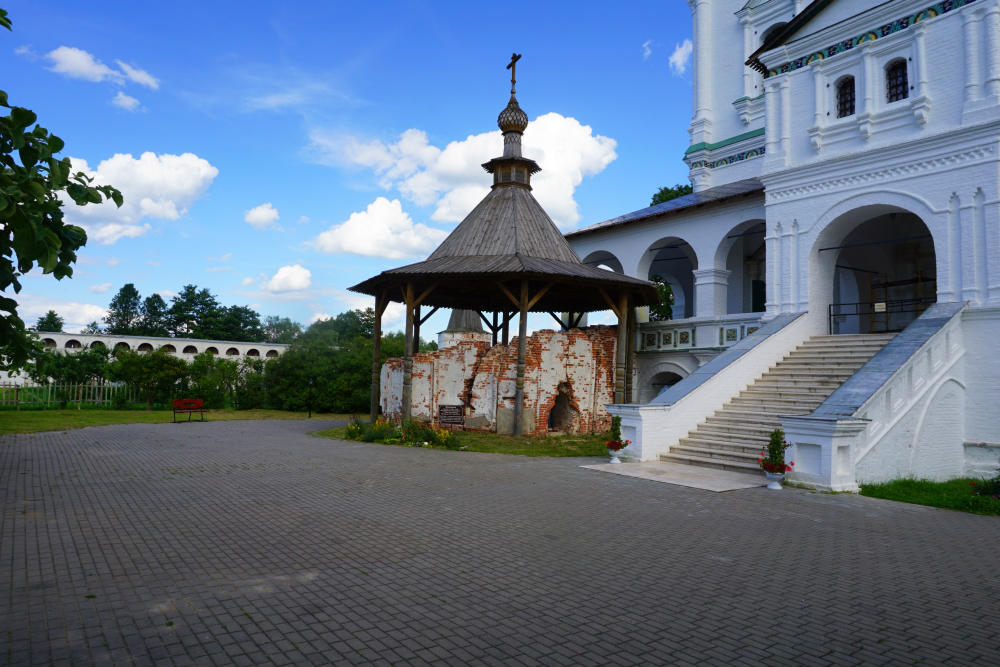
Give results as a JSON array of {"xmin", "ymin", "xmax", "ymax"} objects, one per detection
[
  {"xmin": 963, "ymin": 8, "xmax": 983, "ymax": 104},
  {"xmin": 689, "ymin": 0, "xmax": 713, "ymax": 144},
  {"xmin": 692, "ymin": 268, "xmax": 731, "ymax": 319},
  {"xmin": 974, "ymin": 188, "xmax": 988, "ymax": 303},
  {"xmin": 741, "ymin": 17, "xmax": 754, "ymax": 99},
  {"xmin": 791, "ymin": 220, "xmax": 802, "ymax": 311},
  {"xmin": 781, "ymin": 77, "xmax": 792, "ymax": 165},
  {"xmin": 764, "ymin": 228, "xmax": 780, "ymax": 316},
  {"xmin": 780, "ymin": 225, "xmax": 794, "ymax": 311},
  {"xmin": 773, "ymin": 222, "xmax": 784, "ymax": 313},
  {"xmin": 939, "ymin": 193, "xmax": 960, "ymax": 303},
  {"xmin": 764, "ymin": 78, "xmax": 781, "ymax": 157},
  {"xmin": 985, "ymin": 2, "xmax": 1000, "ymax": 100},
  {"xmin": 960, "ymin": 197, "xmax": 980, "ymax": 304}
]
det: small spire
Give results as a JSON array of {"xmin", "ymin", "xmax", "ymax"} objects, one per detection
[{"xmin": 506, "ymin": 53, "xmax": 521, "ymax": 95}]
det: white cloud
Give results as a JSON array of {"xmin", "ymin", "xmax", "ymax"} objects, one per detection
[
  {"xmin": 312, "ymin": 197, "xmax": 448, "ymax": 259},
  {"xmin": 240, "ymin": 276, "xmax": 255, "ymax": 286},
  {"xmin": 669, "ymin": 39, "xmax": 693, "ymax": 76},
  {"xmin": 156, "ymin": 290, "xmax": 177, "ymax": 299},
  {"xmin": 89, "ymin": 282, "xmax": 112, "ymax": 293},
  {"xmin": 206, "ymin": 266, "xmax": 233, "ymax": 273},
  {"xmin": 115, "ymin": 60, "xmax": 159, "ymax": 89},
  {"xmin": 46, "ymin": 46, "xmax": 122, "ymax": 83},
  {"xmin": 311, "ymin": 113, "xmax": 617, "ymax": 230},
  {"xmin": 17, "ymin": 293, "xmax": 108, "ymax": 333},
  {"xmin": 263, "ymin": 264, "xmax": 311, "ymax": 292},
  {"xmin": 111, "ymin": 91, "xmax": 141, "ymax": 111},
  {"xmin": 338, "ymin": 291, "xmax": 406, "ymax": 330},
  {"xmin": 297, "ymin": 215, "xmax": 310, "ymax": 225},
  {"xmin": 14, "ymin": 45, "xmax": 36, "ymax": 58},
  {"xmin": 244, "ymin": 203, "xmax": 281, "ymax": 230},
  {"xmin": 64, "ymin": 151, "xmax": 218, "ymax": 244},
  {"xmin": 309, "ymin": 312, "xmax": 331, "ymax": 324},
  {"xmin": 107, "ymin": 257, "xmax": 121, "ymax": 267},
  {"xmin": 642, "ymin": 39, "xmax": 653, "ymax": 60}
]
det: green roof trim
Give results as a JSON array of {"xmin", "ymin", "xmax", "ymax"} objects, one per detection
[{"xmin": 685, "ymin": 128, "xmax": 766, "ymax": 155}]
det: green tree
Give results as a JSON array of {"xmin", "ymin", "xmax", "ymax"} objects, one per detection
[
  {"xmin": 184, "ymin": 351, "xmax": 238, "ymax": 408},
  {"xmin": 168, "ymin": 284, "xmax": 222, "ymax": 338},
  {"xmin": 29, "ymin": 346, "xmax": 108, "ymax": 384},
  {"xmin": 35, "ymin": 309, "xmax": 63, "ymax": 332},
  {"xmin": 108, "ymin": 347, "xmax": 188, "ymax": 410},
  {"xmin": 262, "ymin": 315, "xmax": 302, "ymax": 344},
  {"xmin": 216, "ymin": 305, "xmax": 263, "ymax": 342},
  {"xmin": 648, "ymin": 275, "xmax": 674, "ymax": 321},
  {"xmin": 81, "ymin": 320, "xmax": 102, "ymax": 334},
  {"xmin": 0, "ymin": 9, "xmax": 122, "ymax": 371},
  {"xmin": 651, "ymin": 183, "xmax": 693, "ymax": 206},
  {"xmin": 137, "ymin": 293, "xmax": 169, "ymax": 337},
  {"xmin": 104, "ymin": 283, "xmax": 142, "ymax": 334}
]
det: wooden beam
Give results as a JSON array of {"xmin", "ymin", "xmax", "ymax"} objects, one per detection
[
  {"xmin": 417, "ymin": 305, "xmax": 439, "ymax": 326},
  {"xmin": 402, "ymin": 283, "xmax": 415, "ymax": 421},
  {"xmin": 548, "ymin": 311, "xmax": 568, "ymax": 329},
  {"xmin": 598, "ymin": 287, "xmax": 620, "ymax": 317},
  {"xmin": 525, "ymin": 282, "xmax": 553, "ymax": 311},
  {"xmin": 414, "ymin": 283, "xmax": 438, "ymax": 307},
  {"xmin": 513, "ymin": 280, "xmax": 529, "ymax": 436},
  {"xmin": 412, "ymin": 304, "xmax": 421, "ymax": 356},
  {"xmin": 370, "ymin": 291, "xmax": 385, "ymax": 423},
  {"xmin": 614, "ymin": 292, "xmax": 628, "ymax": 405},
  {"xmin": 496, "ymin": 282, "xmax": 521, "ymax": 309}
]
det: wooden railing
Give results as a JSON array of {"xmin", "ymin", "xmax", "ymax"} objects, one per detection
[{"xmin": 0, "ymin": 383, "xmax": 139, "ymax": 409}]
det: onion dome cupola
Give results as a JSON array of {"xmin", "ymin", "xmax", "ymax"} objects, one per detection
[{"xmin": 482, "ymin": 53, "xmax": 540, "ymax": 189}]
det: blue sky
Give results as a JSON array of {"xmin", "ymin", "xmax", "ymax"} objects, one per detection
[{"xmin": 3, "ymin": 1, "xmax": 694, "ymax": 337}]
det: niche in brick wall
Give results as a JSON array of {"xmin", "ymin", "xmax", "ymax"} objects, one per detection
[{"xmin": 547, "ymin": 381, "xmax": 580, "ymax": 434}]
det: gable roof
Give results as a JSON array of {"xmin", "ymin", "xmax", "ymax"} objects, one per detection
[{"xmin": 745, "ymin": 0, "xmax": 834, "ymax": 73}]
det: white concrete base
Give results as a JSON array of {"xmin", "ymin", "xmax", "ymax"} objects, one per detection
[{"xmin": 581, "ymin": 461, "xmax": 767, "ymax": 492}]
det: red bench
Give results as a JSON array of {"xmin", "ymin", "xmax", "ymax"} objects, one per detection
[{"xmin": 172, "ymin": 398, "xmax": 208, "ymax": 422}]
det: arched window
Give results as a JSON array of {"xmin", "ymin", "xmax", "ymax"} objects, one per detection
[
  {"xmin": 160, "ymin": 344, "xmax": 176, "ymax": 353},
  {"xmin": 836, "ymin": 76, "xmax": 855, "ymax": 118},
  {"xmin": 65, "ymin": 339, "xmax": 82, "ymax": 349},
  {"xmin": 182, "ymin": 345, "xmax": 198, "ymax": 354},
  {"xmin": 265, "ymin": 350, "xmax": 279, "ymax": 358},
  {"xmin": 205, "ymin": 347, "xmax": 219, "ymax": 355},
  {"xmin": 137, "ymin": 343, "xmax": 154, "ymax": 353},
  {"xmin": 114, "ymin": 342, "xmax": 131, "ymax": 352},
  {"xmin": 246, "ymin": 348, "xmax": 260, "ymax": 357},
  {"xmin": 226, "ymin": 347, "xmax": 240, "ymax": 356},
  {"xmin": 886, "ymin": 59, "xmax": 908, "ymax": 103}
]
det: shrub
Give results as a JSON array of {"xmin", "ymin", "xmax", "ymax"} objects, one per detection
[
  {"xmin": 970, "ymin": 469, "xmax": 1000, "ymax": 498},
  {"xmin": 759, "ymin": 428, "xmax": 794, "ymax": 474}
]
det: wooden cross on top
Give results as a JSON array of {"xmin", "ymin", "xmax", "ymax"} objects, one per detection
[{"xmin": 506, "ymin": 53, "xmax": 521, "ymax": 94}]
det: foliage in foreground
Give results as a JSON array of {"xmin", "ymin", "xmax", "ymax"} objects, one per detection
[
  {"xmin": 860, "ymin": 477, "xmax": 1000, "ymax": 516},
  {"xmin": 321, "ymin": 420, "xmax": 611, "ymax": 457},
  {"xmin": 343, "ymin": 417, "xmax": 458, "ymax": 449}
]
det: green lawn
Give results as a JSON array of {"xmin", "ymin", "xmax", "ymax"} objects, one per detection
[
  {"xmin": 315, "ymin": 425, "xmax": 611, "ymax": 457},
  {"xmin": 860, "ymin": 477, "xmax": 1000, "ymax": 516},
  {"xmin": 0, "ymin": 409, "xmax": 351, "ymax": 435}
]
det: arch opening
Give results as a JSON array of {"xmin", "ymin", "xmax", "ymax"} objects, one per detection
[
  {"xmin": 813, "ymin": 206, "xmax": 936, "ymax": 334},
  {"xmin": 137, "ymin": 343, "xmax": 154, "ymax": 353},
  {"xmin": 182, "ymin": 345, "xmax": 198, "ymax": 354},
  {"xmin": 246, "ymin": 348, "xmax": 260, "ymax": 357},
  {"xmin": 581, "ymin": 250, "xmax": 624, "ymax": 274},
  {"xmin": 64, "ymin": 339, "xmax": 82, "ymax": 349},
  {"xmin": 42, "ymin": 338, "xmax": 57, "ymax": 349},
  {"xmin": 114, "ymin": 342, "xmax": 131, "ymax": 352},
  {"xmin": 643, "ymin": 371, "xmax": 683, "ymax": 404},
  {"xmin": 226, "ymin": 347, "xmax": 240, "ymax": 356},
  {"xmin": 265, "ymin": 350, "xmax": 279, "ymax": 358},
  {"xmin": 640, "ymin": 237, "xmax": 697, "ymax": 319},
  {"xmin": 716, "ymin": 220, "xmax": 766, "ymax": 315},
  {"xmin": 205, "ymin": 347, "xmax": 219, "ymax": 355}
]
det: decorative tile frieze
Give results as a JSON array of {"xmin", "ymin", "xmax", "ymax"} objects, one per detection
[
  {"xmin": 765, "ymin": 0, "xmax": 980, "ymax": 79},
  {"xmin": 689, "ymin": 145, "xmax": 766, "ymax": 170}
]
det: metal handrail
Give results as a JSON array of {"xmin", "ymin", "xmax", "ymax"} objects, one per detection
[{"xmin": 828, "ymin": 297, "xmax": 936, "ymax": 334}]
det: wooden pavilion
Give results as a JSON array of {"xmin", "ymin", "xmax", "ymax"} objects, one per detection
[{"xmin": 349, "ymin": 56, "xmax": 659, "ymax": 435}]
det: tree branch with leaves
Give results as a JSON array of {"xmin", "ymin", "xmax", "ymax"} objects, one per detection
[{"xmin": 0, "ymin": 9, "xmax": 123, "ymax": 370}]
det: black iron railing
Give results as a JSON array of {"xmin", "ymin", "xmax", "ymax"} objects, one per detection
[{"xmin": 829, "ymin": 297, "xmax": 935, "ymax": 334}]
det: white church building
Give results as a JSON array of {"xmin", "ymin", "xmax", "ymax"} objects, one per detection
[{"xmin": 566, "ymin": 0, "xmax": 1000, "ymax": 490}]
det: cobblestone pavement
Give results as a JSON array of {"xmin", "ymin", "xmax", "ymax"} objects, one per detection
[{"xmin": 2, "ymin": 420, "xmax": 999, "ymax": 666}]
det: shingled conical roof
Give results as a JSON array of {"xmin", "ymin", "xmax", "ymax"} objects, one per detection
[{"xmin": 349, "ymin": 69, "xmax": 658, "ymax": 314}]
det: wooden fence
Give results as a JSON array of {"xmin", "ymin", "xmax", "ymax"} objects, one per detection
[{"xmin": 0, "ymin": 383, "xmax": 139, "ymax": 410}]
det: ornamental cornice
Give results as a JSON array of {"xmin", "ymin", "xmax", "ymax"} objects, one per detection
[
  {"xmin": 765, "ymin": 145, "xmax": 995, "ymax": 203},
  {"xmin": 762, "ymin": 0, "xmax": 980, "ymax": 79}
]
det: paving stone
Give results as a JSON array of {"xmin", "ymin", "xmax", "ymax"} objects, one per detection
[{"xmin": 2, "ymin": 418, "xmax": 999, "ymax": 665}]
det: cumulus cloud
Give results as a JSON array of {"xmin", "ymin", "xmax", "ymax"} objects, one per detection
[
  {"xmin": 244, "ymin": 203, "xmax": 281, "ymax": 230},
  {"xmin": 115, "ymin": 60, "xmax": 159, "ymax": 89},
  {"xmin": 240, "ymin": 276, "xmax": 255, "ymax": 286},
  {"xmin": 312, "ymin": 197, "xmax": 448, "ymax": 259},
  {"xmin": 64, "ymin": 152, "xmax": 218, "ymax": 244},
  {"xmin": 310, "ymin": 113, "xmax": 616, "ymax": 230},
  {"xmin": 309, "ymin": 312, "xmax": 331, "ymax": 324},
  {"xmin": 46, "ymin": 46, "xmax": 121, "ymax": 83},
  {"xmin": 263, "ymin": 264, "xmax": 312, "ymax": 292},
  {"xmin": 17, "ymin": 294, "xmax": 108, "ymax": 333},
  {"xmin": 642, "ymin": 39, "xmax": 653, "ymax": 60},
  {"xmin": 89, "ymin": 282, "xmax": 113, "ymax": 293},
  {"xmin": 669, "ymin": 39, "xmax": 693, "ymax": 76},
  {"xmin": 111, "ymin": 91, "xmax": 141, "ymax": 111}
]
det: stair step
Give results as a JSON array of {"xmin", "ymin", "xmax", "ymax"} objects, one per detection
[
  {"xmin": 659, "ymin": 452, "xmax": 762, "ymax": 474},
  {"xmin": 680, "ymin": 432, "xmax": 769, "ymax": 451},
  {"xmin": 670, "ymin": 444, "xmax": 761, "ymax": 461}
]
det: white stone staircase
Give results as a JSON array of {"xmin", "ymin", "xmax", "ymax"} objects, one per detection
[{"xmin": 660, "ymin": 334, "xmax": 897, "ymax": 472}]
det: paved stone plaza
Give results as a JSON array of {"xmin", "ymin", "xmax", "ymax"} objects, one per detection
[{"xmin": 2, "ymin": 420, "xmax": 998, "ymax": 666}]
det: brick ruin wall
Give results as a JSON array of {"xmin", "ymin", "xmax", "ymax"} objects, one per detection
[{"xmin": 380, "ymin": 326, "xmax": 617, "ymax": 435}]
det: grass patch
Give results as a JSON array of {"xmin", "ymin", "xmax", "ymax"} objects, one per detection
[
  {"xmin": 860, "ymin": 477, "xmax": 1000, "ymax": 516},
  {"xmin": 0, "ymin": 409, "xmax": 351, "ymax": 435},
  {"xmin": 314, "ymin": 424, "xmax": 610, "ymax": 457}
]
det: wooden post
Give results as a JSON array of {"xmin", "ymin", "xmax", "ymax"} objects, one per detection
[
  {"xmin": 615, "ymin": 293, "xmax": 629, "ymax": 404},
  {"xmin": 514, "ymin": 281, "xmax": 529, "ymax": 436},
  {"xmin": 492, "ymin": 312, "xmax": 498, "ymax": 347},
  {"xmin": 14, "ymin": 386, "xmax": 19, "ymax": 411},
  {"xmin": 77, "ymin": 384, "xmax": 82, "ymax": 410},
  {"xmin": 402, "ymin": 283, "xmax": 415, "ymax": 422},
  {"xmin": 370, "ymin": 292, "xmax": 386, "ymax": 423},
  {"xmin": 412, "ymin": 305, "xmax": 421, "ymax": 355},
  {"xmin": 502, "ymin": 311, "xmax": 510, "ymax": 345}
]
